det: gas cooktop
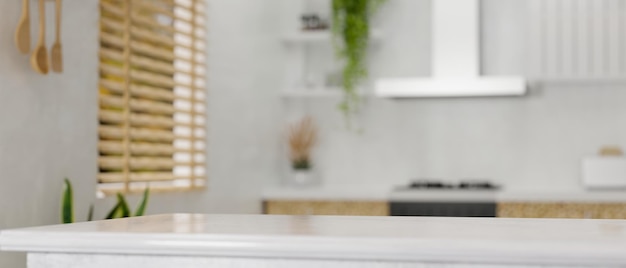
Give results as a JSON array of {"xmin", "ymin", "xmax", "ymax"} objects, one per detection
[
  {"xmin": 390, "ymin": 179, "xmax": 500, "ymax": 217},
  {"xmin": 397, "ymin": 179, "xmax": 501, "ymax": 191}
]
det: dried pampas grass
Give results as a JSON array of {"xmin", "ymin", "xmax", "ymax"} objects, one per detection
[{"xmin": 288, "ymin": 116, "xmax": 317, "ymax": 170}]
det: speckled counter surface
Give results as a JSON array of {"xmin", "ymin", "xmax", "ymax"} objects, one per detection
[
  {"xmin": 497, "ymin": 202, "xmax": 626, "ymax": 219},
  {"xmin": 3, "ymin": 214, "xmax": 626, "ymax": 268},
  {"xmin": 264, "ymin": 200, "xmax": 389, "ymax": 216}
]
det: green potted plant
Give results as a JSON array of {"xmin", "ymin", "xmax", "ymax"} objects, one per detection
[
  {"xmin": 287, "ymin": 117, "xmax": 318, "ymax": 186},
  {"xmin": 332, "ymin": 0, "xmax": 387, "ymax": 125},
  {"xmin": 62, "ymin": 178, "xmax": 149, "ymax": 223}
]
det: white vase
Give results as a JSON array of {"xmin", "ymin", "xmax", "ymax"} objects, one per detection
[{"xmin": 291, "ymin": 169, "xmax": 315, "ymax": 187}]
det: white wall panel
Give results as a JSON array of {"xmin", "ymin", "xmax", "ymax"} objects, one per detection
[{"xmin": 529, "ymin": 0, "xmax": 626, "ymax": 79}]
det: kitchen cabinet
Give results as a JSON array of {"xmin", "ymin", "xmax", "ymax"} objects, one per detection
[
  {"xmin": 264, "ymin": 200, "xmax": 388, "ymax": 216},
  {"xmin": 264, "ymin": 200, "xmax": 626, "ymax": 219},
  {"xmin": 497, "ymin": 202, "xmax": 626, "ymax": 219},
  {"xmin": 262, "ymin": 188, "xmax": 626, "ymax": 218}
]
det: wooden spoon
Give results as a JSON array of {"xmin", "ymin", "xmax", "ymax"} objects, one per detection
[
  {"xmin": 51, "ymin": 0, "xmax": 63, "ymax": 73},
  {"xmin": 31, "ymin": 0, "xmax": 48, "ymax": 75},
  {"xmin": 14, "ymin": 0, "xmax": 30, "ymax": 54}
]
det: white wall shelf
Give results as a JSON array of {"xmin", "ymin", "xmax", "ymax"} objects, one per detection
[
  {"xmin": 280, "ymin": 1, "xmax": 381, "ymax": 99},
  {"xmin": 281, "ymin": 30, "xmax": 383, "ymax": 45},
  {"xmin": 281, "ymin": 87, "xmax": 367, "ymax": 98},
  {"xmin": 281, "ymin": 28, "xmax": 381, "ymax": 97}
]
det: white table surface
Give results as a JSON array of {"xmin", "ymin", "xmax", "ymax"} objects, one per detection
[{"xmin": 2, "ymin": 214, "xmax": 626, "ymax": 266}]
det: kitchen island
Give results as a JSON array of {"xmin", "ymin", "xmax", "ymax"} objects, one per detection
[{"xmin": 2, "ymin": 214, "xmax": 626, "ymax": 268}]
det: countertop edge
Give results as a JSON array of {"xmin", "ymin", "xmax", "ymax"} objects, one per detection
[{"xmin": 2, "ymin": 229, "xmax": 626, "ymax": 266}]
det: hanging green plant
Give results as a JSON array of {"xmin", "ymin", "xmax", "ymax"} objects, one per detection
[{"xmin": 332, "ymin": 0, "xmax": 386, "ymax": 125}]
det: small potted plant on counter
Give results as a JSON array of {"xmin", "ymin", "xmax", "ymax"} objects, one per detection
[{"xmin": 287, "ymin": 116, "xmax": 318, "ymax": 186}]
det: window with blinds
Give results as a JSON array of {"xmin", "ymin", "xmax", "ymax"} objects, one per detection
[{"xmin": 98, "ymin": 0, "xmax": 207, "ymax": 195}]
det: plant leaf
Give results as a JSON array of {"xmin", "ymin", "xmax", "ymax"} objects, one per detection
[
  {"xmin": 62, "ymin": 178, "xmax": 74, "ymax": 224},
  {"xmin": 134, "ymin": 188, "xmax": 150, "ymax": 217},
  {"xmin": 331, "ymin": 0, "xmax": 385, "ymax": 124},
  {"xmin": 117, "ymin": 193, "xmax": 131, "ymax": 218},
  {"xmin": 105, "ymin": 202, "xmax": 121, "ymax": 219},
  {"xmin": 87, "ymin": 204, "xmax": 94, "ymax": 222}
]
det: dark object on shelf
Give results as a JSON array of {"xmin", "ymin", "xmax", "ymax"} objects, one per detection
[{"xmin": 301, "ymin": 14, "xmax": 328, "ymax": 30}]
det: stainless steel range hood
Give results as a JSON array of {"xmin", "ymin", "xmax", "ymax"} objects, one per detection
[{"xmin": 375, "ymin": 0, "xmax": 527, "ymax": 98}]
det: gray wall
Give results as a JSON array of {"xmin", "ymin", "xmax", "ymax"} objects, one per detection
[
  {"xmin": 0, "ymin": 0, "xmax": 100, "ymax": 266},
  {"xmin": 0, "ymin": 0, "xmax": 284, "ymax": 267}
]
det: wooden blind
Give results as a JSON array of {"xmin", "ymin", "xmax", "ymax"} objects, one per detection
[{"xmin": 98, "ymin": 0, "xmax": 207, "ymax": 195}]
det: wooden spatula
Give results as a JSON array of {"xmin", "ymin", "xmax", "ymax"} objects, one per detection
[
  {"xmin": 51, "ymin": 0, "xmax": 63, "ymax": 73},
  {"xmin": 15, "ymin": 0, "xmax": 30, "ymax": 54},
  {"xmin": 31, "ymin": 0, "xmax": 48, "ymax": 75}
]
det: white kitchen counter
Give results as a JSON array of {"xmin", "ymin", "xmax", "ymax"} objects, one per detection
[
  {"xmin": 2, "ymin": 214, "xmax": 626, "ymax": 268},
  {"xmin": 262, "ymin": 186, "xmax": 390, "ymax": 201},
  {"xmin": 393, "ymin": 189, "xmax": 626, "ymax": 203},
  {"xmin": 263, "ymin": 186, "xmax": 626, "ymax": 203}
]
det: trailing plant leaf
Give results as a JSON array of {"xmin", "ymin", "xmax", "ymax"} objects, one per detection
[
  {"xmin": 105, "ymin": 202, "xmax": 121, "ymax": 220},
  {"xmin": 134, "ymin": 188, "xmax": 150, "ymax": 217},
  {"xmin": 62, "ymin": 178, "xmax": 74, "ymax": 224},
  {"xmin": 332, "ymin": 0, "xmax": 386, "ymax": 126},
  {"xmin": 116, "ymin": 193, "xmax": 131, "ymax": 218},
  {"xmin": 87, "ymin": 204, "xmax": 94, "ymax": 222}
]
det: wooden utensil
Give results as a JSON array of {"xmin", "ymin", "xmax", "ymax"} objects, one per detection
[
  {"xmin": 51, "ymin": 0, "xmax": 63, "ymax": 73},
  {"xmin": 15, "ymin": 0, "xmax": 30, "ymax": 54},
  {"xmin": 31, "ymin": 0, "xmax": 49, "ymax": 75}
]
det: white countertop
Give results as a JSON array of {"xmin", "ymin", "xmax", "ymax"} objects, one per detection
[
  {"xmin": 262, "ymin": 186, "xmax": 390, "ymax": 201},
  {"xmin": 3, "ymin": 214, "xmax": 626, "ymax": 266},
  {"xmin": 263, "ymin": 186, "xmax": 626, "ymax": 202},
  {"xmin": 392, "ymin": 189, "xmax": 626, "ymax": 202}
]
